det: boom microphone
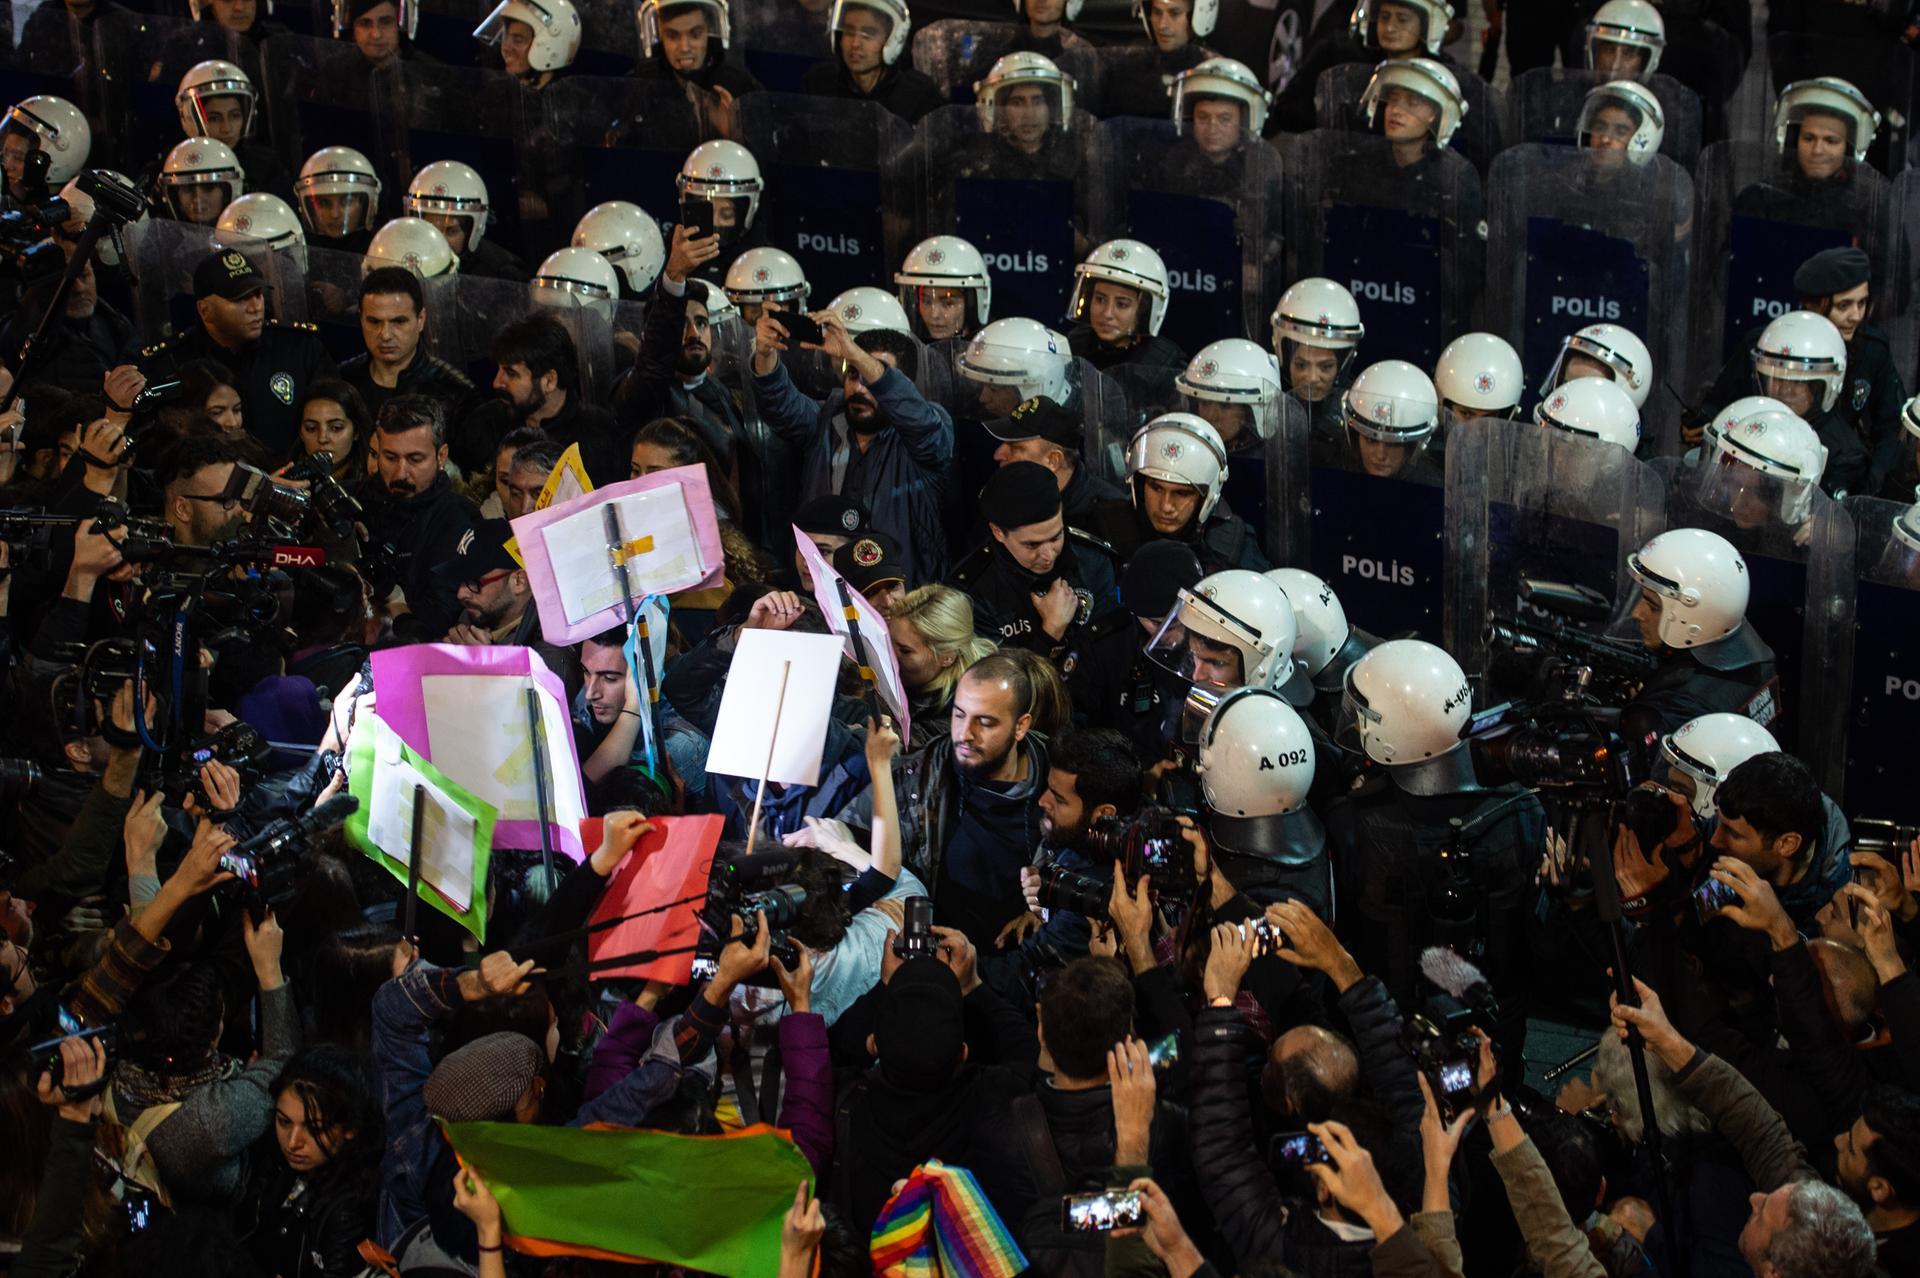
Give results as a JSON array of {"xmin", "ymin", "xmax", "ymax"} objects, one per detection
[{"xmin": 1419, "ymin": 946, "xmax": 1493, "ymax": 1007}]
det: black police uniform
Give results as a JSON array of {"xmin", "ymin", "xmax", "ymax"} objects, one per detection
[
  {"xmin": 460, "ymin": 236, "xmax": 531, "ymax": 284},
  {"xmin": 138, "ymin": 319, "xmax": 337, "ymax": 459},
  {"xmin": 1060, "ymin": 464, "xmax": 1125, "ymax": 531},
  {"xmin": 633, "ymin": 48, "xmax": 762, "ymax": 99},
  {"xmin": 337, "ymin": 345, "xmax": 476, "ymax": 424},
  {"xmin": 801, "ymin": 58, "xmax": 945, "ymax": 124},
  {"xmin": 948, "ymin": 528, "xmax": 1121, "ymax": 656},
  {"xmin": 0, "ymin": 299, "xmax": 135, "ymax": 399},
  {"xmin": 1624, "ymin": 626, "xmax": 1781, "ymax": 742},
  {"xmin": 1087, "ymin": 496, "xmax": 1269, "ymax": 573},
  {"xmin": 1099, "ymin": 42, "xmax": 1209, "ymax": 120},
  {"xmin": 1840, "ymin": 323, "xmax": 1908, "ymax": 493},
  {"xmin": 1697, "ymin": 325, "xmax": 1873, "ymax": 497}
]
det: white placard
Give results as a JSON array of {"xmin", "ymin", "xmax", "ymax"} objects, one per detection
[
  {"xmin": 420, "ymin": 672, "xmax": 587, "ymax": 831},
  {"xmin": 541, "ymin": 482, "xmax": 708, "ymax": 625},
  {"xmin": 704, "ymin": 629, "xmax": 847, "ymax": 787},
  {"xmin": 791, "ymin": 526, "xmax": 912, "ymax": 740},
  {"xmin": 365, "ymin": 716, "xmax": 480, "ymax": 912}
]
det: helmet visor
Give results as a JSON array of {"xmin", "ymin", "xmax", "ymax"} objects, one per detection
[
  {"xmin": 296, "ymin": 184, "xmax": 375, "ymax": 236},
  {"xmin": 1146, "ymin": 588, "xmax": 1262, "ymax": 691},
  {"xmin": 1694, "ymin": 449, "xmax": 1814, "ymax": 527},
  {"xmin": 1176, "ymin": 385, "xmax": 1273, "ymax": 448}
]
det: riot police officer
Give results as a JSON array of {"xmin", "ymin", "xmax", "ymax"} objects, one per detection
[
  {"xmin": 1089, "ymin": 412, "xmax": 1268, "ymax": 570},
  {"xmin": 1265, "ymin": 566, "xmax": 1380, "ymax": 734},
  {"xmin": 573, "ymin": 201, "xmax": 667, "ymax": 300},
  {"xmin": 1271, "ymin": 278, "xmax": 1363, "ymax": 436},
  {"xmin": 168, "ymin": 60, "xmax": 293, "ymax": 203},
  {"xmin": 1714, "ymin": 311, "xmax": 1866, "ymax": 496},
  {"xmin": 1434, "ymin": 332, "xmax": 1523, "ymax": 426},
  {"xmin": 1101, "ymin": 0, "xmax": 1214, "ymax": 121},
  {"xmin": 1535, "ymin": 376, "xmax": 1643, "ymax": 452},
  {"xmin": 1540, "ymin": 320, "xmax": 1655, "ymax": 417},
  {"xmin": 364, "ymin": 218, "xmax": 459, "ymax": 278},
  {"xmin": 1195, "ymin": 686, "xmax": 1327, "ymax": 911},
  {"xmin": 1791, "ymin": 247, "xmax": 1904, "ymax": 494},
  {"xmin": 803, "ymin": 0, "xmax": 943, "ymax": 122},
  {"xmin": 1584, "ymin": 0, "xmax": 1665, "ymax": 82},
  {"xmin": 894, "ymin": 235, "xmax": 992, "ymax": 344},
  {"xmin": 1064, "ymin": 239, "xmax": 1185, "ymax": 374},
  {"xmin": 1323, "ymin": 359, "xmax": 1443, "ymax": 480},
  {"xmin": 634, "ymin": 0, "xmax": 761, "ymax": 100},
  {"xmin": 139, "ymin": 249, "xmax": 337, "ymax": 458},
  {"xmin": 952, "ymin": 52, "xmax": 1082, "ymax": 184},
  {"xmin": 982, "ymin": 395, "xmax": 1122, "ymax": 531},
  {"xmin": 405, "ymin": 161, "xmax": 529, "ymax": 283},
  {"xmin": 294, "ymin": 146, "xmax": 382, "ymax": 255},
  {"xmin": 156, "ymin": 138, "xmax": 245, "ymax": 226},
  {"xmin": 1623, "ymin": 527, "xmax": 1780, "ymax": 738},
  {"xmin": 949, "ymin": 460, "xmax": 1120, "ymax": 660}
]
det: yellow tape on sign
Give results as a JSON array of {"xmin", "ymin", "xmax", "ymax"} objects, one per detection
[
  {"xmin": 857, "ymin": 666, "xmax": 875, "ymax": 680},
  {"xmin": 611, "ymin": 536, "xmax": 654, "ymax": 564},
  {"xmin": 842, "ymin": 605, "xmax": 860, "ymax": 622}
]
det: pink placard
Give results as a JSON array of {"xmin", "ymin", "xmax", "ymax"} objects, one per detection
[
  {"xmin": 792, "ymin": 525, "xmax": 911, "ymax": 744},
  {"xmin": 512, "ymin": 464, "xmax": 726, "ymax": 647},
  {"xmin": 369, "ymin": 644, "xmax": 587, "ymax": 861}
]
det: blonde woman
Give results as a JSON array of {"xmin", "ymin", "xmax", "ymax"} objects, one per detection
[{"xmin": 887, "ymin": 585, "xmax": 998, "ymax": 750}]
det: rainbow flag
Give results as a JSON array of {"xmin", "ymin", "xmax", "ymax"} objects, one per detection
[
  {"xmin": 870, "ymin": 1161, "xmax": 1028, "ymax": 1278},
  {"xmin": 439, "ymin": 1120, "xmax": 810, "ymax": 1276}
]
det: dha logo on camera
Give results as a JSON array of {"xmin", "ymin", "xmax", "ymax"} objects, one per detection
[{"xmin": 271, "ymin": 545, "xmax": 326, "ymax": 567}]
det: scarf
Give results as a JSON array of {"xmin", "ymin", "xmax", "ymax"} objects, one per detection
[
  {"xmin": 870, "ymin": 1160, "xmax": 1027, "ymax": 1278},
  {"xmin": 114, "ymin": 1053, "xmax": 238, "ymax": 1112}
]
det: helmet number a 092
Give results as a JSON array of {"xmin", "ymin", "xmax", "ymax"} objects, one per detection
[{"xmin": 1260, "ymin": 749, "xmax": 1310, "ymax": 771}]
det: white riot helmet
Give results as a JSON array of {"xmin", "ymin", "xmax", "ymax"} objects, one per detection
[
  {"xmin": 1360, "ymin": 56, "xmax": 1467, "ymax": 147},
  {"xmin": 532, "ymin": 246, "xmax": 618, "ymax": 318},
  {"xmin": 1265, "ymin": 567, "xmax": 1350, "ymax": 679},
  {"xmin": 333, "ymin": 0, "xmax": 419, "ymax": 39},
  {"xmin": 295, "ymin": 146, "xmax": 382, "ymax": 235},
  {"xmin": 1774, "ymin": 77, "xmax": 1881, "ymax": 163},
  {"xmin": 1172, "ymin": 57, "xmax": 1270, "ymax": 137},
  {"xmin": 1893, "ymin": 482, "xmax": 1920, "ymax": 556},
  {"xmin": 176, "ymin": 60, "xmax": 255, "ymax": 141},
  {"xmin": 1752, "ymin": 310, "xmax": 1847, "ymax": 414},
  {"xmin": 637, "ymin": 0, "xmax": 729, "ymax": 57},
  {"xmin": 698, "ymin": 280, "xmax": 738, "ymax": 325},
  {"xmin": 159, "ymin": 139, "xmax": 246, "ymax": 220},
  {"xmin": 1902, "ymin": 393, "xmax": 1920, "ymax": 449},
  {"xmin": 1579, "ymin": 79, "xmax": 1665, "ymax": 163},
  {"xmin": 1534, "ymin": 376, "xmax": 1642, "ymax": 450},
  {"xmin": 676, "ymin": 139, "xmax": 763, "ymax": 231},
  {"xmin": 1013, "ymin": 0, "xmax": 1080, "ymax": 21},
  {"xmin": 1662, "ymin": 713, "xmax": 1781, "ymax": 819},
  {"xmin": 1433, "ymin": 331, "xmax": 1522, "ymax": 416},
  {"xmin": 724, "ymin": 246, "xmax": 809, "ymax": 309},
  {"xmin": 1150, "ymin": 568, "xmax": 1298, "ymax": 691},
  {"xmin": 1585, "ymin": 0, "xmax": 1664, "ymax": 77},
  {"xmin": 1712, "ymin": 406, "xmax": 1829, "ymax": 519},
  {"xmin": 1131, "ymin": 0, "xmax": 1219, "ymax": 41},
  {"xmin": 1177, "ymin": 339, "xmax": 1284, "ymax": 443},
  {"xmin": 828, "ymin": 286, "xmax": 913, "ymax": 337},
  {"xmin": 474, "ymin": 0, "xmax": 582, "ymax": 72},
  {"xmin": 1348, "ymin": 0, "xmax": 1453, "ymax": 56},
  {"xmin": 1343, "ymin": 359, "xmax": 1440, "ymax": 444},
  {"xmin": 572, "ymin": 201, "xmax": 665, "ymax": 294},
  {"xmin": 215, "ymin": 193, "xmax": 306, "ymax": 260},
  {"xmin": 404, "ymin": 160, "xmax": 490, "ymax": 250},
  {"xmin": 1702, "ymin": 394, "xmax": 1790, "ymax": 454},
  {"xmin": 1068, "ymin": 239, "xmax": 1170, "ymax": 339},
  {"xmin": 364, "ymin": 217, "xmax": 458, "ymax": 278},
  {"xmin": 1128, "ymin": 413, "xmax": 1230, "ymax": 522},
  {"xmin": 1271, "ymin": 277, "xmax": 1364, "ymax": 353},
  {"xmin": 975, "ymin": 51, "xmax": 1075, "ymax": 132},
  {"xmin": 1627, "ymin": 527, "xmax": 1749, "ymax": 649},
  {"xmin": 1540, "ymin": 321, "xmax": 1652, "ymax": 409},
  {"xmin": 1342, "ymin": 638, "xmax": 1470, "ymax": 765},
  {"xmin": 2, "ymin": 96, "xmax": 91, "ymax": 185},
  {"xmin": 1197, "ymin": 688, "xmax": 1317, "ymax": 822},
  {"xmin": 895, "ymin": 235, "xmax": 993, "ymax": 332},
  {"xmin": 827, "ymin": 0, "xmax": 910, "ymax": 66},
  {"xmin": 958, "ymin": 317, "xmax": 1073, "ymax": 403}
]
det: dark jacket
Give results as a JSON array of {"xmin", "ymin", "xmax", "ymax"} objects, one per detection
[
  {"xmin": 1087, "ymin": 496, "xmax": 1269, "ymax": 573},
  {"xmin": 139, "ymin": 319, "xmax": 337, "ymax": 459},
  {"xmin": 0, "ymin": 299, "xmax": 135, "ymax": 399},
  {"xmin": 351, "ymin": 470, "xmax": 478, "ymax": 642},
  {"xmin": 753, "ymin": 356, "xmax": 955, "ymax": 583},
  {"xmin": 337, "ymin": 346, "xmax": 475, "ymax": 425},
  {"xmin": 1624, "ymin": 629, "xmax": 1780, "ymax": 741},
  {"xmin": 460, "ymin": 236, "xmax": 530, "ymax": 284},
  {"xmin": 632, "ymin": 48, "xmax": 762, "ymax": 99},
  {"xmin": 801, "ymin": 57, "xmax": 946, "ymax": 123},
  {"xmin": 948, "ymin": 530, "xmax": 1120, "ymax": 656},
  {"xmin": 1066, "ymin": 325, "xmax": 1188, "ymax": 376}
]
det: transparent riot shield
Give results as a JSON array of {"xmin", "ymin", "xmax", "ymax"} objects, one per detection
[
  {"xmin": 911, "ymin": 103, "xmax": 1093, "ymax": 325},
  {"xmin": 520, "ymin": 283, "xmax": 619, "ymax": 404},
  {"xmin": 260, "ymin": 35, "xmax": 403, "ymax": 192},
  {"xmin": 912, "ymin": 20, "xmax": 1021, "ymax": 109},
  {"xmin": 1831, "ymin": 495, "xmax": 1920, "ymax": 808},
  {"xmin": 1313, "ymin": 59, "xmax": 1504, "ymax": 179},
  {"xmin": 731, "ymin": 0, "xmax": 832, "ymax": 95},
  {"xmin": 1484, "ymin": 143, "xmax": 1691, "ymax": 455},
  {"xmin": 1661, "ymin": 455, "xmax": 1856, "ymax": 766},
  {"xmin": 1441, "ymin": 416, "xmax": 1668, "ymax": 694},
  {"xmin": 1767, "ymin": 32, "xmax": 1913, "ymax": 177},
  {"xmin": 571, "ymin": 0, "xmax": 642, "ymax": 73},
  {"xmin": 1252, "ymin": 395, "xmax": 1311, "ymax": 564},
  {"xmin": 559, "ymin": 75, "xmax": 719, "ymax": 251},
  {"xmin": 1293, "ymin": 386, "xmax": 1447, "ymax": 642},
  {"xmin": 703, "ymin": 295, "xmax": 794, "ymax": 556},
  {"xmin": 299, "ymin": 244, "xmax": 369, "ymax": 362},
  {"xmin": 734, "ymin": 93, "xmax": 909, "ymax": 302},
  {"xmin": 1506, "ymin": 67, "xmax": 1706, "ymax": 172},
  {"xmin": 1285, "ymin": 129, "xmax": 1484, "ymax": 374},
  {"xmin": 9, "ymin": 2, "xmax": 150, "ymax": 172},
  {"xmin": 387, "ymin": 59, "xmax": 553, "ymax": 262},
  {"xmin": 1688, "ymin": 140, "xmax": 1898, "ymax": 378},
  {"xmin": 424, "ymin": 272, "xmax": 535, "ymax": 390},
  {"xmin": 1090, "ymin": 117, "xmax": 1280, "ymax": 356},
  {"xmin": 123, "ymin": 217, "xmax": 308, "ymax": 343}
]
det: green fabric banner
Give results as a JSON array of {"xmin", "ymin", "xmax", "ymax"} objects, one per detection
[{"xmin": 440, "ymin": 1119, "xmax": 812, "ymax": 1275}]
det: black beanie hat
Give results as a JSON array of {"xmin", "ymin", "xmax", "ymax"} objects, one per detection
[{"xmin": 980, "ymin": 460, "xmax": 1062, "ymax": 532}]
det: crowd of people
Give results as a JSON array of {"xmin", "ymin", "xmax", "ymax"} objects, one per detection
[{"xmin": 0, "ymin": 0, "xmax": 1917, "ymax": 1276}]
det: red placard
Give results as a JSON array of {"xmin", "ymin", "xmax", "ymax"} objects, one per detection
[{"xmin": 584, "ymin": 815, "xmax": 725, "ymax": 982}]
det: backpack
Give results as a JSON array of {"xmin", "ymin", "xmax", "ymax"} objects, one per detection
[{"xmin": 97, "ymin": 1091, "xmax": 183, "ymax": 1210}]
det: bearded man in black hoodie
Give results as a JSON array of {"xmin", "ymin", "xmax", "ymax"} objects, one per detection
[{"xmin": 355, "ymin": 395, "xmax": 479, "ymax": 642}]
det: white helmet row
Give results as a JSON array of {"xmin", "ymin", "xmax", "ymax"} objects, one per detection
[
  {"xmin": 572, "ymin": 200, "xmax": 666, "ymax": 294},
  {"xmin": 295, "ymin": 146, "xmax": 382, "ymax": 235},
  {"xmin": 895, "ymin": 234, "xmax": 993, "ymax": 330},
  {"xmin": 364, "ymin": 216, "xmax": 458, "ymax": 278},
  {"xmin": 1177, "ymin": 339, "xmax": 1285, "ymax": 441},
  {"xmin": 1541, "ymin": 321, "xmax": 1653, "ymax": 409},
  {"xmin": 404, "ymin": 160, "xmax": 490, "ymax": 249},
  {"xmin": 1349, "ymin": 0, "xmax": 1453, "ymax": 56},
  {"xmin": 1132, "ymin": 0, "xmax": 1217, "ymax": 40},
  {"xmin": 976, "ymin": 51, "xmax": 1075, "ymax": 131},
  {"xmin": 1535, "ymin": 375, "xmax": 1642, "ymax": 450},
  {"xmin": 1153, "ymin": 568, "xmax": 1298, "ymax": 691},
  {"xmin": 159, "ymin": 138, "xmax": 246, "ymax": 219},
  {"xmin": 723, "ymin": 245, "xmax": 809, "ymax": 308},
  {"xmin": 958, "ymin": 317, "xmax": 1073, "ymax": 403},
  {"xmin": 1662, "ymin": 712, "xmax": 1780, "ymax": 819},
  {"xmin": 2, "ymin": 95, "xmax": 91, "ymax": 185},
  {"xmin": 1774, "ymin": 76, "xmax": 1881, "ymax": 163},
  {"xmin": 1627, "ymin": 527, "xmax": 1749, "ymax": 649},
  {"xmin": 828, "ymin": 286, "xmax": 914, "ymax": 337},
  {"xmin": 532, "ymin": 245, "xmax": 618, "ymax": 315},
  {"xmin": 474, "ymin": 0, "xmax": 582, "ymax": 72},
  {"xmin": 1343, "ymin": 359, "xmax": 1440, "ymax": 444},
  {"xmin": 1580, "ymin": 79, "xmax": 1666, "ymax": 164},
  {"xmin": 1361, "ymin": 57, "xmax": 1467, "ymax": 148},
  {"xmin": 638, "ymin": 0, "xmax": 730, "ymax": 56},
  {"xmin": 828, "ymin": 0, "xmax": 911, "ymax": 66},
  {"xmin": 176, "ymin": 60, "xmax": 255, "ymax": 141},
  {"xmin": 1344, "ymin": 638, "xmax": 1470, "ymax": 766},
  {"xmin": 677, "ymin": 139, "xmax": 763, "ymax": 230},
  {"xmin": 1266, "ymin": 567, "xmax": 1351, "ymax": 680},
  {"xmin": 1752, "ymin": 309, "xmax": 1847, "ymax": 413},
  {"xmin": 1068, "ymin": 238, "xmax": 1170, "ymax": 338},
  {"xmin": 1172, "ymin": 57, "xmax": 1270, "ymax": 138},
  {"xmin": 1585, "ymin": 0, "xmax": 1665, "ymax": 77},
  {"xmin": 1433, "ymin": 331, "xmax": 1522, "ymax": 415},
  {"xmin": 1197, "ymin": 687, "xmax": 1316, "ymax": 822},
  {"xmin": 1128, "ymin": 413, "xmax": 1230, "ymax": 521}
]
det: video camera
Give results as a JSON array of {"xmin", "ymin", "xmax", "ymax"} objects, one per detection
[
  {"xmin": 1488, "ymin": 579, "xmax": 1658, "ymax": 705},
  {"xmin": 1855, "ymin": 819, "xmax": 1920, "ymax": 857},
  {"xmin": 1403, "ymin": 947, "xmax": 1501, "ymax": 1122},
  {"xmin": 1087, "ymin": 806, "xmax": 1197, "ymax": 897},
  {"xmin": 0, "ymin": 166, "xmax": 147, "ymax": 284},
  {"xmin": 691, "ymin": 849, "xmax": 808, "ymax": 983},
  {"xmin": 218, "ymin": 792, "xmax": 359, "ymax": 919}
]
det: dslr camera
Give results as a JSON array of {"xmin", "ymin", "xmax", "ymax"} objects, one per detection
[
  {"xmin": 692, "ymin": 850, "xmax": 809, "ymax": 983},
  {"xmin": 1086, "ymin": 806, "xmax": 1197, "ymax": 898},
  {"xmin": 1402, "ymin": 993, "xmax": 1483, "ymax": 1122}
]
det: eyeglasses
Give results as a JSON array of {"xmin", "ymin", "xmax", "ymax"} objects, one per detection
[{"xmin": 460, "ymin": 569, "xmax": 514, "ymax": 594}]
